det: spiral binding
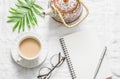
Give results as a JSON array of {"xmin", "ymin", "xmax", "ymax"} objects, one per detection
[{"xmin": 60, "ymin": 38, "xmax": 76, "ymax": 79}]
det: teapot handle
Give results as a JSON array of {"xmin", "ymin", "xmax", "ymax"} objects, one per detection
[{"xmin": 52, "ymin": 0, "xmax": 89, "ymax": 28}]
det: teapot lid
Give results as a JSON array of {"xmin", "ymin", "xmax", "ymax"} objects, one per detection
[{"xmin": 54, "ymin": 0, "xmax": 79, "ymax": 13}]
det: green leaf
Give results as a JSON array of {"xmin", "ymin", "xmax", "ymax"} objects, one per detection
[
  {"xmin": 8, "ymin": 16, "xmax": 22, "ymax": 19},
  {"xmin": 25, "ymin": 0, "xmax": 29, "ymax": 2},
  {"xmin": 28, "ymin": 10, "xmax": 35, "ymax": 25},
  {"xmin": 33, "ymin": 6, "xmax": 44, "ymax": 17},
  {"xmin": 30, "ymin": 9, "xmax": 37, "ymax": 25},
  {"xmin": 30, "ymin": 0, "xmax": 35, "ymax": 4},
  {"xmin": 26, "ymin": 13, "xmax": 31, "ymax": 29},
  {"xmin": 16, "ymin": 4, "xmax": 30, "ymax": 10},
  {"xmin": 9, "ymin": 10, "xmax": 23, "ymax": 15},
  {"xmin": 18, "ymin": 0, "xmax": 25, "ymax": 5},
  {"xmin": 33, "ymin": 3, "xmax": 43, "ymax": 10},
  {"xmin": 10, "ymin": 8, "xmax": 17, "ymax": 12},
  {"xmin": 10, "ymin": 8, "xmax": 24, "ymax": 14},
  {"xmin": 25, "ymin": 0, "xmax": 31, "ymax": 6},
  {"xmin": 18, "ymin": 18, "xmax": 22, "ymax": 32},
  {"xmin": 7, "ymin": 19, "xmax": 19, "ymax": 23},
  {"xmin": 12, "ymin": 21, "xmax": 19, "ymax": 31},
  {"xmin": 26, "ymin": 0, "xmax": 35, "ymax": 6},
  {"xmin": 21, "ymin": 17, "xmax": 25, "ymax": 31},
  {"xmin": 7, "ymin": 0, "xmax": 44, "ymax": 32}
]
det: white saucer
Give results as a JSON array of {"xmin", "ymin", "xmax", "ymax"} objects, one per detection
[{"xmin": 11, "ymin": 33, "xmax": 48, "ymax": 68}]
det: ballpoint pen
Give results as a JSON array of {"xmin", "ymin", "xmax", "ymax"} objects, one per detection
[{"xmin": 94, "ymin": 46, "xmax": 107, "ymax": 79}]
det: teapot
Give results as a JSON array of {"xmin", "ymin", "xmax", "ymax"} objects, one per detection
[{"xmin": 43, "ymin": 0, "xmax": 89, "ymax": 28}]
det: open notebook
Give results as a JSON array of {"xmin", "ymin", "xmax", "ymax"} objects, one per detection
[{"xmin": 60, "ymin": 29, "xmax": 106, "ymax": 79}]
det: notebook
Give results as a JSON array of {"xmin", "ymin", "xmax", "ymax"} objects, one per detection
[{"xmin": 60, "ymin": 29, "xmax": 106, "ymax": 79}]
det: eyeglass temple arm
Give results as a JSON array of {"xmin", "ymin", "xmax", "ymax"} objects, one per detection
[
  {"xmin": 58, "ymin": 52, "xmax": 61, "ymax": 62},
  {"xmin": 37, "ymin": 74, "xmax": 48, "ymax": 78}
]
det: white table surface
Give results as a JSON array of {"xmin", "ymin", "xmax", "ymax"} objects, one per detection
[{"xmin": 0, "ymin": 0, "xmax": 120, "ymax": 79}]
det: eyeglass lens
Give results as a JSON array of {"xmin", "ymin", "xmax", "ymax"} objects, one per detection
[
  {"xmin": 50, "ymin": 53, "xmax": 65, "ymax": 67},
  {"xmin": 38, "ymin": 67, "xmax": 51, "ymax": 79}
]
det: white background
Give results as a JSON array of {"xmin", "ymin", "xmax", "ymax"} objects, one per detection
[{"xmin": 0, "ymin": 0, "xmax": 120, "ymax": 79}]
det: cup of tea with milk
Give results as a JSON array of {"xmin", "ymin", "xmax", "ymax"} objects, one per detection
[{"xmin": 12, "ymin": 33, "xmax": 47, "ymax": 68}]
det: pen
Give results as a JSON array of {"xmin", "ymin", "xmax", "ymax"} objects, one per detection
[{"xmin": 93, "ymin": 46, "xmax": 107, "ymax": 79}]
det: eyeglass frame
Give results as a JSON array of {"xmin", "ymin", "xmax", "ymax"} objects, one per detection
[{"xmin": 37, "ymin": 52, "xmax": 66, "ymax": 79}]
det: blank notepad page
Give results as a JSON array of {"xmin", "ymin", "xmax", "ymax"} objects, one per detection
[{"xmin": 61, "ymin": 29, "xmax": 104, "ymax": 79}]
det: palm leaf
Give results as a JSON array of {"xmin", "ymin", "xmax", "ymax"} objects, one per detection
[
  {"xmin": 25, "ymin": 0, "xmax": 31, "ymax": 6},
  {"xmin": 28, "ymin": 10, "xmax": 35, "ymax": 25},
  {"xmin": 30, "ymin": 9, "xmax": 37, "ymax": 25},
  {"xmin": 33, "ymin": 3, "xmax": 43, "ymax": 10},
  {"xmin": 25, "ymin": 0, "xmax": 29, "ymax": 2},
  {"xmin": 18, "ymin": 19, "xmax": 22, "ymax": 32},
  {"xmin": 16, "ymin": 4, "xmax": 30, "ymax": 10},
  {"xmin": 7, "ymin": 19, "xmax": 19, "ymax": 23},
  {"xmin": 10, "ymin": 8, "xmax": 18, "ymax": 12},
  {"xmin": 22, "ymin": 17, "xmax": 25, "ymax": 31},
  {"xmin": 9, "ymin": 14, "xmax": 24, "ymax": 18},
  {"xmin": 7, "ymin": 0, "xmax": 44, "ymax": 32},
  {"xmin": 9, "ymin": 10, "xmax": 23, "ymax": 15},
  {"xmin": 18, "ymin": 0, "xmax": 25, "ymax": 5},
  {"xmin": 33, "ymin": 6, "xmax": 44, "ymax": 17},
  {"xmin": 12, "ymin": 21, "xmax": 19, "ymax": 31},
  {"xmin": 10, "ymin": 8, "xmax": 24, "ymax": 14},
  {"xmin": 29, "ymin": 0, "xmax": 35, "ymax": 4},
  {"xmin": 26, "ymin": 13, "xmax": 31, "ymax": 29}
]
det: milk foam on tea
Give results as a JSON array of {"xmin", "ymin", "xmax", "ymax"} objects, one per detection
[{"xmin": 19, "ymin": 38, "xmax": 41, "ymax": 58}]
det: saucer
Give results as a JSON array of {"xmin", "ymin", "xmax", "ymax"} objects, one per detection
[{"xmin": 11, "ymin": 33, "xmax": 48, "ymax": 68}]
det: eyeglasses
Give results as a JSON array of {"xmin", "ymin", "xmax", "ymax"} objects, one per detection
[{"xmin": 37, "ymin": 52, "xmax": 66, "ymax": 79}]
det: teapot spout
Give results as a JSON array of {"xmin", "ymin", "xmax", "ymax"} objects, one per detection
[{"xmin": 42, "ymin": 9, "xmax": 53, "ymax": 16}]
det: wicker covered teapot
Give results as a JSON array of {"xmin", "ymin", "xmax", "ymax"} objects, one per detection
[{"xmin": 44, "ymin": 0, "xmax": 89, "ymax": 28}]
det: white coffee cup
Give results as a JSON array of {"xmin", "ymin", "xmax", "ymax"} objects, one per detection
[{"xmin": 16, "ymin": 33, "xmax": 47, "ymax": 65}]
